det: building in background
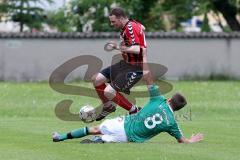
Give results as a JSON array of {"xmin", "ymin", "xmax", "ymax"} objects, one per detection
[{"xmin": 181, "ymin": 11, "xmax": 228, "ymax": 32}]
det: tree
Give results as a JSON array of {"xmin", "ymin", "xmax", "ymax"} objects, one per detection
[
  {"xmin": 116, "ymin": 0, "xmax": 158, "ymax": 31},
  {"xmin": 68, "ymin": 0, "xmax": 115, "ymax": 32},
  {"xmin": 148, "ymin": 0, "xmax": 194, "ymax": 31},
  {"xmin": 66, "ymin": 0, "xmax": 159, "ymax": 31},
  {"xmin": 0, "ymin": 0, "xmax": 8, "ymax": 21},
  {"xmin": 49, "ymin": 0, "xmax": 240, "ymax": 32},
  {"xmin": 152, "ymin": 0, "xmax": 240, "ymax": 31},
  {"xmin": 212, "ymin": 0, "xmax": 240, "ymax": 31},
  {"xmin": 47, "ymin": 8, "xmax": 75, "ymax": 32},
  {"xmin": 0, "ymin": 0, "xmax": 53, "ymax": 32}
]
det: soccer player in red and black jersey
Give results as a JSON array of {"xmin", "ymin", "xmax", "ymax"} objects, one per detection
[{"xmin": 92, "ymin": 7, "xmax": 148, "ymax": 120}]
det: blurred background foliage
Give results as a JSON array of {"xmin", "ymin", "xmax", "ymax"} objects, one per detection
[{"xmin": 0, "ymin": 0, "xmax": 240, "ymax": 32}]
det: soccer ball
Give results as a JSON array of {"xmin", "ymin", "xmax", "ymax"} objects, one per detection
[{"xmin": 79, "ymin": 105, "xmax": 96, "ymax": 123}]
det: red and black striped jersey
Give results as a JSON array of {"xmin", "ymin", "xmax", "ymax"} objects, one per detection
[{"xmin": 120, "ymin": 19, "xmax": 147, "ymax": 66}]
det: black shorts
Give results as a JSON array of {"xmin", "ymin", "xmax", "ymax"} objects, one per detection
[{"xmin": 100, "ymin": 60, "xmax": 143, "ymax": 94}]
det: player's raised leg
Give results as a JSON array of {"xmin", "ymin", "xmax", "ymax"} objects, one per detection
[
  {"xmin": 91, "ymin": 72, "xmax": 117, "ymax": 119},
  {"xmin": 104, "ymin": 84, "xmax": 138, "ymax": 114},
  {"xmin": 91, "ymin": 73, "xmax": 109, "ymax": 104},
  {"xmin": 92, "ymin": 67, "xmax": 139, "ymax": 121}
]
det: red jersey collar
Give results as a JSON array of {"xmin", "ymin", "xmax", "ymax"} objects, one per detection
[{"xmin": 121, "ymin": 20, "xmax": 130, "ymax": 34}]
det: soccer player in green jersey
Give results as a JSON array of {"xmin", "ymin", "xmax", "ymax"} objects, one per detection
[{"xmin": 52, "ymin": 73, "xmax": 203, "ymax": 143}]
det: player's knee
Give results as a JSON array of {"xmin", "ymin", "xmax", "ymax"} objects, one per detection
[
  {"xmin": 89, "ymin": 126, "xmax": 100, "ymax": 134},
  {"xmin": 104, "ymin": 86, "xmax": 116, "ymax": 100},
  {"xmin": 92, "ymin": 73, "xmax": 107, "ymax": 86},
  {"xmin": 91, "ymin": 74, "xmax": 98, "ymax": 85}
]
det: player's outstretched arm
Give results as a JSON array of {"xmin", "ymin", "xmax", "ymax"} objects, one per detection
[
  {"xmin": 120, "ymin": 45, "xmax": 140, "ymax": 54},
  {"xmin": 177, "ymin": 133, "xmax": 203, "ymax": 143}
]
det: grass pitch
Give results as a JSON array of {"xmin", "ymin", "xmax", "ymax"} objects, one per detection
[{"xmin": 0, "ymin": 81, "xmax": 239, "ymax": 160}]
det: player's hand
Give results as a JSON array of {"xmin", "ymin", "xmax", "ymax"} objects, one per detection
[
  {"xmin": 119, "ymin": 45, "xmax": 128, "ymax": 52},
  {"xmin": 108, "ymin": 41, "xmax": 118, "ymax": 49},
  {"xmin": 104, "ymin": 41, "xmax": 119, "ymax": 52},
  {"xmin": 189, "ymin": 133, "xmax": 204, "ymax": 143}
]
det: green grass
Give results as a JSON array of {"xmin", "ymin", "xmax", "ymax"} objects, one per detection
[{"xmin": 0, "ymin": 81, "xmax": 240, "ymax": 160}]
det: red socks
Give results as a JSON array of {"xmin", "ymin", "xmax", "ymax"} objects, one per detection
[
  {"xmin": 94, "ymin": 84, "xmax": 133, "ymax": 111},
  {"xmin": 112, "ymin": 92, "xmax": 132, "ymax": 111},
  {"xmin": 94, "ymin": 84, "xmax": 108, "ymax": 104}
]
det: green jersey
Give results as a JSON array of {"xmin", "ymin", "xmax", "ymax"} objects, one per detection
[{"xmin": 124, "ymin": 85, "xmax": 183, "ymax": 142}]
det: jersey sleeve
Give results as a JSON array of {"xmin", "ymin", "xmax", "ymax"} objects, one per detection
[
  {"xmin": 125, "ymin": 23, "xmax": 140, "ymax": 46},
  {"xmin": 168, "ymin": 122, "xmax": 183, "ymax": 140}
]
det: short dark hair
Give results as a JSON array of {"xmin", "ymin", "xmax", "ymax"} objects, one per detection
[
  {"xmin": 170, "ymin": 93, "xmax": 187, "ymax": 111},
  {"xmin": 110, "ymin": 7, "xmax": 126, "ymax": 18}
]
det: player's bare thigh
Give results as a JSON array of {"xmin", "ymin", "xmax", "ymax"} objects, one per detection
[
  {"xmin": 92, "ymin": 73, "xmax": 116, "ymax": 99},
  {"xmin": 104, "ymin": 84, "xmax": 116, "ymax": 100},
  {"xmin": 88, "ymin": 126, "xmax": 101, "ymax": 135},
  {"xmin": 91, "ymin": 73, "xmax": 108, "ymax": 86}
]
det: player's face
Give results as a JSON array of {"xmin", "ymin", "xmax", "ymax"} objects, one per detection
[{"xmin": 109, "ymin": 15, "xmax": 122, "ymax": 29}]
